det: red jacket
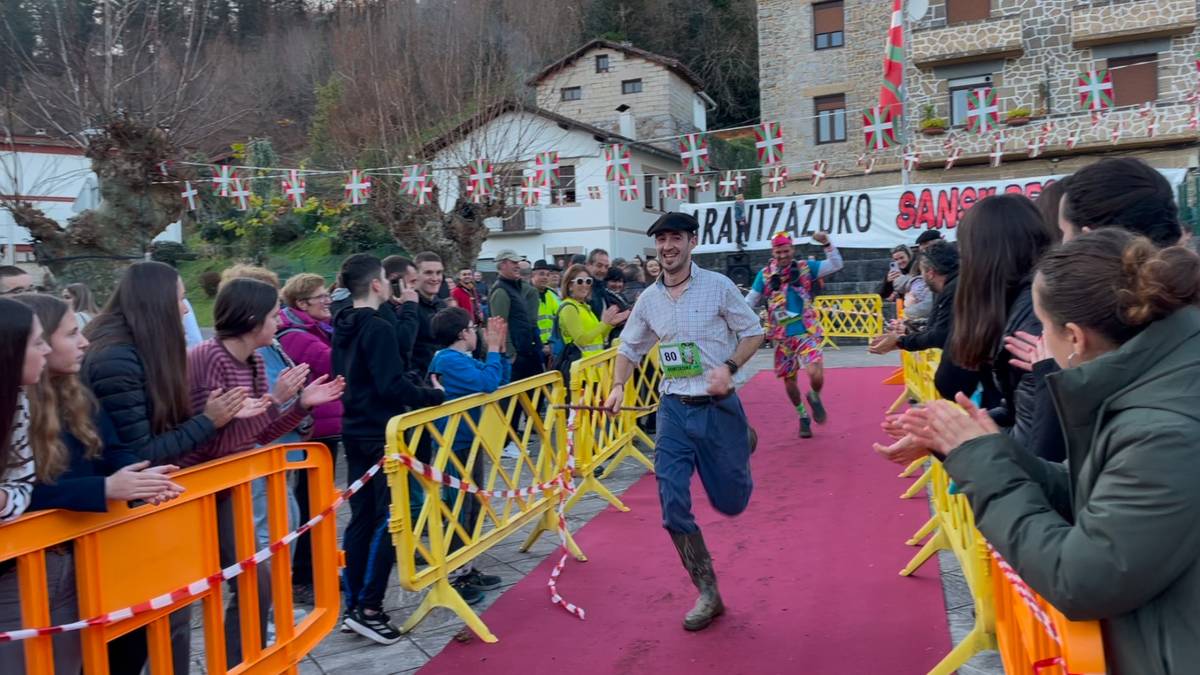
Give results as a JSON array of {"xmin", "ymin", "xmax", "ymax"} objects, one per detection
[
  {"xmin": 277, "ymin": 307, "xmax": 343, "ymax": 439},
  {"xmin": 451, "ymin": 286, "xmax": 479, "ymax": 321}
]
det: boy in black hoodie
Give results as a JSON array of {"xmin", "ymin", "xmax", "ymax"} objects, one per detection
[{"xmin": 332, "ymin": 253, "xmax": 445, "ymax": 645}]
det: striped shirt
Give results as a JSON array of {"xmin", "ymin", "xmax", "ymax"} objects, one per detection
[
  {"xmin": 0, "ymin": 391, "xmax": 34, "ymax": 522},
  {"xmin": 182, "ymin": 339, "xmax": 308, "ymax": 468},
  {"xmin": 618, "ymin": 262, "xmax": 764, "ymax": 397}
]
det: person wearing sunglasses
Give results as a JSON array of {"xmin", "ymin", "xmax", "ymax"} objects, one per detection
[{"xmin": 556, "ymin": 264, "xmax": 629, "ymax": 364}]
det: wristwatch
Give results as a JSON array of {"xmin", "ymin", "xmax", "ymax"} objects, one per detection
[{"xmin": 724, "ymin": 359, "xmax": 740, "ymax": 375}]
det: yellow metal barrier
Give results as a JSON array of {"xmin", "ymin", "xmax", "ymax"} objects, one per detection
[
  {"xmin": 813, "ymin": 294, "xmax": 884, "ymax": 349},
  {"xmin": 563, "ymin": 347, "xmax": 655, "ymax": 513},
  {"xmin": 627, "ymin": 347, "xmax": 663, "ymax": 452},
  {"xmin": 0, "ymin": 443, "xmax": 340, "ymax": 675},
  {"xmin": 385, "ymin": 371, "xmax": 584, "ymax": 643}
]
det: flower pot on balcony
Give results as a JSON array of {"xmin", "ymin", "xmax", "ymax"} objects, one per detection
[
  {"xmin": 1006, "ymin": 116, "xmax": 1030, "ymax": 127},
  {"xmin": 921, "ymin": 126, "xmax": 946, "ymax": 137}
]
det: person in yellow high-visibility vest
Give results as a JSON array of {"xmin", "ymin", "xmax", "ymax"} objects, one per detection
[{"xmin": 531, "ymin": 259, "xmax": 561, "ymax": 364}]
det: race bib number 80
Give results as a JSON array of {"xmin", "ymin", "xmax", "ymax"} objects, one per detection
[{"xmin": 659, "ymin": 342, "xmax": 703, "ymax": 378}]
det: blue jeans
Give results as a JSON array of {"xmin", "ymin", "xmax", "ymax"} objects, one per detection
[{"xmin": 654, "ymin": 394, "xmax": 754, "ymax": 534}]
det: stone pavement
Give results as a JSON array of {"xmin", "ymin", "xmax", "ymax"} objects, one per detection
[{"xmin": 187, "ymin": 345, "xmax": 1001, "ymax": 674}]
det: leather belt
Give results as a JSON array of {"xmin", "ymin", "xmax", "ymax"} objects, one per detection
[{"xmin": 670, "ymin": 393, "xmax": 730, "ymax": 406}]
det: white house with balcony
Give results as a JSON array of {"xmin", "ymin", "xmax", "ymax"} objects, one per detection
[
  {"xmin": 1, "ymin": 134, "xmax": 182, "ymax": 275},
  {"xmin": 426, "ymin": 101, "xmax": 717, "ymax": 267}
]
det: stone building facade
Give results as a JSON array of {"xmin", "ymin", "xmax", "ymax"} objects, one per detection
[
  {"xmin": 530, "ymin": 39, "xmax": 716, "ymax": 151},
  {"xmin": 758, "ymin": 0, "xmax": 1200, "ymax": 195}
]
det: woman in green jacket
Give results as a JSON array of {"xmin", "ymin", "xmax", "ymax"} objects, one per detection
[
  {"xmin": 903, "ymin": 229, "xmax": 1200, "ymax": 674},
  {"xmin": 558, "ymin": 264, "xmax": 629, "ymax": 355}
]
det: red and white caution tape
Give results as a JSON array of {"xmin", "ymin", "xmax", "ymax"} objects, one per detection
[
  {"xmin": 0, "ymin": 461, "xmax": 385, "ymax": 643},
  {"xmin": 547, "ymin": 409, "xmax": 585, "ymax": 620},
  {"xmin": 988, "ymin": 544, "xmax": 1061, "ymax": 645},
  {"xmin": 387, "ymin": 452, "xmax": 565, "ymax": 500}
]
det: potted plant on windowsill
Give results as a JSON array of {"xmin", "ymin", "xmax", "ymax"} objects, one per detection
[
  {"xmin": 920, "ymin": 104, "xmax": 948, "ymax": 136},
  {"xmin": 1006, "ymin": 106, "xmax": 1032, "ymax": 127}
]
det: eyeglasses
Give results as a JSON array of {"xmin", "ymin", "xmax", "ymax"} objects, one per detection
[
  {"xmin": 302, "ymin": 293, "xmax": 332, "ymax": 303},
  {"xmin": 572, "ymin": 278, "xmax": 593, "ymax": 286}
]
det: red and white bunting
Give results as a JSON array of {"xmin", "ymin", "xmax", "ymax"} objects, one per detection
[
  {"xmin": 282, "ymin": 170, "xmax": 307, "ymax": 207},
  {"xmin": 857, "ymin": 153, "xmax": 876, "ymax": 175},
  {"xmin": 230, "ymin": 178, "xmax": 251, "ymax": 211},
  {"xmin": 618, "ymin": 177, "xmax": 640, "ymax": 202},
  {"xmin": 1140, "ymin": 102, "xmax": 1158, "ymax": 138},
  {"xmin": 211, "ymin": 165, "xmax": 236, "ymax": 197},
  {"xmin": 679, "ymin": 133, "xmax": 710, "ymax": 174},
  {"xmin": 520, "ymin": 176, "xmax": 542, "ymax": 207},
  {"xmin": 604, "ymin": 144, "xmax": 632, "ymax": 182},
  {"xmin": 535, "ymin": 151, "xmax": 560, "ymax": 188},
  {"xmin": 417, "ymin": 180, "xmax": 434, "ymax": 206},
  {"xmin": 754, "ymin": 121, "xmax": 785, "ymax": 165},
  {"xmin": 1110, "ymin": 119, "xmax": 1123, "ymax": 145},
  {"xmin": 180, "ymin": 181, "xmax": 198, "ymax": 211},
  {"xmin": 944, "ymin": 146, "xmax": 963, "ymax": 171},
  {"xmin": 810, "ymin": 160, "xmax": 827, "ymax": 187},
  {"xmin": 902, "ymin": 145, "xmax": 920, "ymax": 172},
  {"xmin": 467, "ymin": 159, "xmax": 495, "ymax": 203},
  {"xmin": 765, "ymin": 166, "xmax": 789, "ymax": 193},
  {"xmin": 402, "ymin": 165, "xmax": 427, "ymax": 196},
  {"xmin": 718, "ymin": 171, "xmax": 746, "ymax": 198},
  {"xmin": 694, "ymin": 175, "xmax": 712, "ymax": 193},
  {"xmin": 1065, "ymin": 128, "xmax": 1080, "ymax": 150},
  {"xmin": 1191, "ymin": 102, "xmax": 1200, "ymax": 131},
  {"xmin": 989, "ymin": 132, "xmax": 1006, "ymax": 167},
  {"xmin": 667, "ymin": 172, "xmax": 690, "ymax": 199},
  {"xmin": 587, "ymin": 185, "xmax": 602, "ymax": 200},
  {"xmin": 1090, "ymin": 111, "xmax": 1106, "ymax": 129},
  {"xmin": 343, "ymin": 170, "xmax": 371, "ymax": 205},
  {"xmin": 1027, "ymin": 134, "xmax": 1045, "ymax": 158}
]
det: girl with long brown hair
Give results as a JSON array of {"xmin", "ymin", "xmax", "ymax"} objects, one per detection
[
  {"xmin": 15, "ymin": 294, "xmax": 183, "ymax": 511},
  {"xmin": 948, "ymin": 194, "xmax": 1063, "ymax": 461},
  {"xmin": 82, "ymin": 261, "xmax": 246, "ymax": 674}
]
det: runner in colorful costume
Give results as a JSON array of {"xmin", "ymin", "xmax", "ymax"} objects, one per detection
[{"xmin": 745, "ymin": 231, "xmax": 843, "ymax": 438}]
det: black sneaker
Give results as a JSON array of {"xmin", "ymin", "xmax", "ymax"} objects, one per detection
[
  {"xmin": 799, "ymin": 416, "xmax": 813, "ymax": 439},
  {"xmin": 459, "ymin": 569, "xmax": 502, "ymax": 591},
  {"xmin": 344, "ymin": 607, "xmax": 402, "ymax": 645},
  {"xmin": 807, "ymin": 391, "xmax": 827, "ymax": 424},
  {"xmin": 452, "ymin": 577, "xmax": 485, "ymax": 605},
  {"xmin": 340, "ymin": 614, "xmax": 353, "ymax": 633}
]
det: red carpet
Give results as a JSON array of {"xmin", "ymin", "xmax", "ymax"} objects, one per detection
[{"xmin": 422, "ymin": 367, "xmax": 949, "ymax": 675}]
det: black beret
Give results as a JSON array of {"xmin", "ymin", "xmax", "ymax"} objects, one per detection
[{"xmin": 647, "ymin": 212, "xmax": 699, "ymax": 236}]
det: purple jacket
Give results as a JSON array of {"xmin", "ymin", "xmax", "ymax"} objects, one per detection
[{"xmin": 277, "ymin": 307, "xmax": 343, "ymax": 439}]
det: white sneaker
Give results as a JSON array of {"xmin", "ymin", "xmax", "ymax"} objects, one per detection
[{"xmin": 501, "ymin": 442, "xmax": 522, "ymax": 459}]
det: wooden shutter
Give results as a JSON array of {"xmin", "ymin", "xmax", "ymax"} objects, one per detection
[
  {"xmin": 813, "ymin": 1, "xmax": 844, "ymax": 35},
  {"xmin": 815, "ymin": 94, "xmax": 845, "ymax": 112},
  {"xmin": 1110, "ymin": 55, "xmax": 1158, "ymax": 107},
  {"xmin": 947, "ymin": 0, "xmax": 990, "ymax": 24}
]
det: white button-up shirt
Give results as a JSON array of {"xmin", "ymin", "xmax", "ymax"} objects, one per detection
[{"xmin": 618, "ymin": 261, "xmax": 765, "ymax": 396}]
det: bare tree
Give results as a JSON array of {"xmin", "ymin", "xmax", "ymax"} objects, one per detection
[{"xmin": 0, "ymin": 0, "xmax": 245, "ymax": 292}]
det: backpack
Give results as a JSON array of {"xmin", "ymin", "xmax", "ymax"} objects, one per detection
[{"xmin": 548, "ymin": 303, "xmax": 583, "ymax": 382}]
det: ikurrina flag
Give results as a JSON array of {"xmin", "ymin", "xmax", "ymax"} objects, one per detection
[
  {"xmin": 282, "ymin": 170, "xmax": 307, "ymax": 207},
  {"xmin": 966, "ymin": 87, "xmax": 999, "ymax": 134},
  {"xmin": 466, "ymin": 158, "xmax": 494, "ymax": 203},
  {"xmin": 863, "ymin": 106, "xmax": 896, "ymax": 150},
  {"xmin": 667, "ymin": 173, "xmax": 690, "ymax": 199},
  {"xmin": 765, "ymin": 165, "xmax": 789, "ymax": 193},
  {"xmin": 618, "ymin": 176, "xmax": 640, "ymax": 202},
  {"xmin": 402, "ymin": 165, "xmax": 427, "ymax": 196},
  {"xmin": 679, "ymin": 133, "xmax": 710, "ymax": 174},
  {"xmin": 344, "ymin": 170, "xmax": 372, "ymax": 205},
  {"xmin": 1078, "ymin": 69, "xmax": 1114, "ymax": 111},
  {"xmin": 603, "ymin": 144, "xmax": 632, "ymax": 182},
  {"xmin": 754, "ymin": 122, "xmax": 784, "ymax": 165},
  {"xmin": 519, "ymin": 176, "xmax": 542, "ymax": 207},
  {"xmin": 534, "ymin": 151, "xmax": 560, "ymax": 188},
  {"xmin": 877, "ymin": 0, "xmax": 905, "ymax": 121},
  {"xmin": 718, "ymin": 171, "xmax": 746, "ymax": 198}
]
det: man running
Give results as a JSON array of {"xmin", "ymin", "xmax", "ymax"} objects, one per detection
[
  {"xmin": 745, "ymin": 231, "xmax": 842, "ymax": 438},
  {"xmin": 605, "ymin": 212, "xmax": 764, "ymax": 632}
]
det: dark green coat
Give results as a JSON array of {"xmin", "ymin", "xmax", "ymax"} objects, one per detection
[{"xmin": 944, "ymin": 306, "xmax": 1200, "ymax": 675}]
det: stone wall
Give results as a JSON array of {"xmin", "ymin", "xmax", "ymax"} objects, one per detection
[
  {"xmin": 533, "ymin": 47, "xmax": 700, "ymax": 149},
  {"xmin": 758, "ymin": 0, "xmax": 1200, "ymax": 197}
]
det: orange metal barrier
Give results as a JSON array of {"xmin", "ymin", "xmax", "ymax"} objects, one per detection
[
  {"xmin": 0, "ymin": 443, "xmax": 340, "ymax": 674},
  {"xmin": 991, "ymin": 554, "xmax": 1106, "ymax": 675}
]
